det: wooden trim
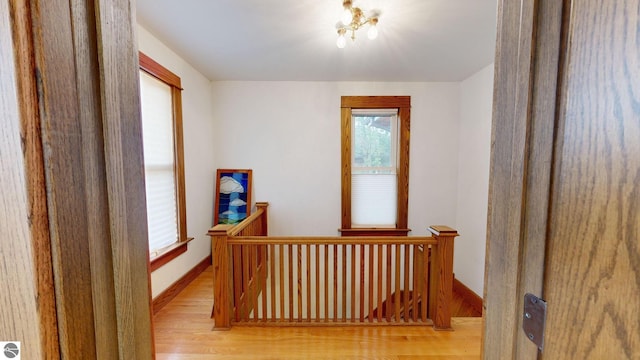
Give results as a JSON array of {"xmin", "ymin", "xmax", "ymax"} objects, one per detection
[
  {"xmin": 7, "ymin": 0, "xmax": 154, "ymax": 357},
  {"xmin": 139, "ymin": 53, "xmax": 189, "ymax": 246},
  {"xmin": 211, "ymin": 228, "xmax": 231, "ymax": 329},
  {"xmin": 428, "ymin": 228, "xmax": 457, "ymax": 330},
  {"xmin": 339, "ymin": 228, "xmax": 411, "ymax": 236},
  {"xmin": 453, "ymin": 277, "xmax": 483, "ymax": 316},
  {"xmin": 428, "ymin": 225, "xmax": 459, "ymax": 236},
  {"xmin": 173, "ymin": 86, "xmax": 188, "ymax": 243},
  {"xmin": 340, "ymin": 96, "xmax": 411, "ymax": 232},
  {"xmin": 226, "ymin": 236, "xmax": 437, "ymax": 246},
  {"xmin": 139, "ymin": 51, "xmax": 181, "ymax": 89},
  {"xmin": 6, "ymin": 0, "xmax": 60, "ymax": 357},
  {"xmin": 512, "ymin": 0, "xmax": 564, "ymax": 357},
  {"xmin": 70, "ymin": 0, "xmax": 124, "ymax": 357},
  {"xmin": 96, "ymin": 0, "xmax": 155, "ymax": 357},
  {"xmin": 152, "ymin": 255, "xmax": 212, "ymax": 314},
  {"xmin": 341, "ymin": 96, "xmax": 411, "ymax": 108},
  {"xmin": 396, "ymin": 106, "xmax": 411, "ymax": 229},
  {"xmin": 483, "ymin": 0, "xmax": 563, "ymax": 358},
  {"xmin": 31, "ymin": 0, "xmax": 101, "ymax": 356},
  {"xmin": 1, "ymin": 1, "xmax": 59, "ymax": 356},
  {"xmin": 150, "ymin": 237, "xmax": 194, "ymax": 272},
  {"xmin": 341, "ymin": 107, "xmax": 352, "ymax": 229},
  {"xmin": 9, "ymin": 0, "xmax": 155, "ymax": 358}
]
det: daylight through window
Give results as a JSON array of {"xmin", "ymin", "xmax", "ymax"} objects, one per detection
[
  {"xmin": 351, "ymin": 109, "xmax": 398, "ymax": 227},
  {"xmin": 341, "ymin": 96, "xmax": 411, "ymax": 236},
  {"xmin": 139, "ymin": 52, "xmax": 188, "ymax": 262}
]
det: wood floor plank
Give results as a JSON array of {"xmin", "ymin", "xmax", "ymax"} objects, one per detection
[{"xmin": 153, "ymin": 266, "xmax": 481, "ymax": 359}]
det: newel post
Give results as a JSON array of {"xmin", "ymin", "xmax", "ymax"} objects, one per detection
[
  {"xmin": 256, "ymin": 202, "xmax": 269, "ymax": 235},
  {"xmin": 208, "ymin": 224, "xmax": 233, "ymax": 330},
  {"xmin": 428, "ymin": 225, "xmax": 459, "ymax": 330}
]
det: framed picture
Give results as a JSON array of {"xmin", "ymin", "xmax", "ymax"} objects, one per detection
[{"xmin": 214, "ymin": 169, "xmax": 252, "ymax": 225}]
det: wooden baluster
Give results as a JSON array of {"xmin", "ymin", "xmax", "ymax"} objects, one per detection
[
  {"xmin": 270, "ymin": 244, "xmax": 275, "ymax": 322},
  {"xmin": 279, "ymin": 244, "xmax": 284, "ymax": 321},
  {"xmin": 342, "ymin": 244, "xmax": 347, "ymax": 322},
  {"xmin": 333, "ymin": 245, "xmax": 338, "ymax": 322},
  {"xmin": 252, "ymin": 245, "xmax": 259, "ymax": 322},
  {"xmin": 403, "ymin": 244, "xmax": 410, "ymax": 322},
  {"xmin": 411, "ymin": 245, "xmax": 418, "ymax": 322},
  {"xmin": 350, "ymin": 244, "xmax": 356, "ymax": 322},
  {"xmin": 359, "ymin": 244, "xmax": 365, "ymax": 322},
  {"xmin": 368, "ymin": 244, "xmax": 374, "ymax": 323},
  {"xmin": 261, "ymin": 245, "xmax": 267, "ymax": 322},
  {"xmin": 232, "ymin": 246, "xmax": 242, "ymax": 321},
  {"xmin": 210, "ymin": 225, "xmax": 232, "ymax": 330},
  {"xmin": 324, "ymin": 245, "xmax": 328, "ymax": 321},
  {"xmin": 377, "ymin": 244, "xmax": 383, "ymax": 322},
  {"xmin": 242, "ymin": 245, "xmax": 250, "ymax": 321},
  {"xmin": 421, "ymin": 244, "xmax": 428, "ymax": 322},
  {"xmin": 386, "ymin": 244, "xmax": 392, "ymax": 322},
  {"xmin": 288, "ymin": 244, "xmax": 293, "ymax": 321},
  {"xmin": 395, "ymin": 244, "xmax": 401, "ymax": 322},
  {"xmin": 428, "ymin": 226, "xmax": 458, "ymax": 330},
  {"xmin": 297, "ymin": 244, "xmax": 302, "ymax": 322},
  {"xmin": 316, "ymin": 244, "xmax": 320, "ymax": 321},
  {"xmin": 306, "ymin": 244, "xmax": 311, "ymax": 322}
]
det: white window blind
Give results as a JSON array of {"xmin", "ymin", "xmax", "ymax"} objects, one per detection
[
  {"xmin": 351, "ymin": 109, "xmax": 398, "ymax": 227},
  {"xmin": 139, "ymin": 71, "xmax": 178, "ymax": 254}
]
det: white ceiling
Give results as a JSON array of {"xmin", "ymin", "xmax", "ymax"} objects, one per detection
[{"xmin": 135, "ymin": 0, "xmax": 497, "ymax": 82}]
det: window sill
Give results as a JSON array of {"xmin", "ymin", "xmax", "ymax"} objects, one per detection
[
  {"xmin": 150, "ymin": 237, "xmax": 194, "ymax": 272},
  {"xmin": 338, "ymin": 228, "xmax": 411, "ymax": 237}
]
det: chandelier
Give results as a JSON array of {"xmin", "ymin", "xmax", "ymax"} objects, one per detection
[{"xmin": 336, "ymin": 0, "xmax": 381, "ymax": 48}]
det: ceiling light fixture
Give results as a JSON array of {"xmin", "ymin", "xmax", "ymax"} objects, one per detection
[{"xmin": 336, "ymin": 0, "xmax": 381, "ymax": 48}]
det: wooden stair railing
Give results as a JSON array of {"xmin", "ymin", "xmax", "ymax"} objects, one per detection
[
  {"xmin": 209, "ymin": 202, "xmax": 458, "ymax": 330},
  {"xmin": 369, "ymin": 290, "xmax": 419, "ymax": 320},
  {"xmin": 209, "ymin": 202, "xmax": 270, "ymax": 329}
]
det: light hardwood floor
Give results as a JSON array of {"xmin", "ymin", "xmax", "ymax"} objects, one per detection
[{"xmin": 153, "ymin": 267, "xmax": 482, "ymax": 359}]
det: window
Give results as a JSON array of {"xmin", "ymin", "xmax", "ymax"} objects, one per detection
[
  {"xmin": 139, "ymin": 52, "xmax": 189, "ymax": 270},
  {"xmin": 341, "ymin": 96, "xmax": 411, "ymax": 236}
]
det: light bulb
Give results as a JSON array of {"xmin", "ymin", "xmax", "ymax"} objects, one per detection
[
  {"xmin": 342, "ymin": 9, "xmax": 353, "ymax": 25},
  {"xmin": 336, "ymin": 34, "xmax": 347, "ymax": 48},
  {"xmin": 367, "ymin": 24, "xmax": 378, "ymax": 40}
]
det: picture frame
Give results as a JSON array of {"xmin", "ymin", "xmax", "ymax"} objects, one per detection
[{"xmin": 214, "ymin": 169, "xmax": 252, "ymax": 225}]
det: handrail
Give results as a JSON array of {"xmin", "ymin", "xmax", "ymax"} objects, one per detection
[
  {"xmin": 209, "ymin": 202, "xmax": 458, "ymax": 330},
  {"xmin": 228, "ymin": 204, "xmax": 266, "ymax": 236},
  {"xmin": 227, "ymin": 236, "xmax": 438, "ymax": 246},
  {"xmin": 208, "ymin": 202, "xmax": 269, "ymax": 237}
]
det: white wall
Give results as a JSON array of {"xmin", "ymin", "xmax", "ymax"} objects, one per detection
[
  {"xmin": 137, "ymin": 25, "xmax": 216, "ymax": 298},
  {"xmin": 455, "ymin": 64, "xmax": 494, "ymax": 296},
  {"xmin": 210, "ymin": 82, "xmax": 460, "ymax": 237}
]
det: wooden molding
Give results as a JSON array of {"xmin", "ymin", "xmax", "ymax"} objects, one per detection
[
  {"xmin": 6, "ymin": 1, "xmax": 60, "ymax": 357},
  {"xmin": 453, "ymin": 277, "xmax": 483, "ymax": 316},
  {"xmin": 340, "ymin": 96, "xmax": 411, "ymax": 231},
  {"xmin": 152, "ymin": 255, "xmax": 212, "ymax": 315},
  {"xmin": 150, "ymin": 237, "xmax": 194, "ymax": 272},
  {"xmin": 139, "ymin": 51, "xmax": 181, "ymax": 89},
  {"xmin": 339, "ymin": 228, "xmax": 411, "ymax": 236},
  {"xmin": 139, "ymin": 52, "xmax": 189, "ymax": 248},
  {"xmin": 341, "ymin": 96, "xmax": 411, "ymax": 108}
]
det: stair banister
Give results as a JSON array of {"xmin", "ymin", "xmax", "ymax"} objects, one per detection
[{"xmin": 428, "ymin": 225, "xmax": 459, "ymax": 330}]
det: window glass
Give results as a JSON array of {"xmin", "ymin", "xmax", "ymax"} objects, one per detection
[
  {"xmin": 139, "ymin": 70, "xmax": 178, "ymax": 254},
  {"xmin": 351, "ymin": 109, "xmax": 398, "ymax": 227}
]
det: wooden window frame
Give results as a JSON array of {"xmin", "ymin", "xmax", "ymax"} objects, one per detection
[
  {"xmin": 340, "ymin": 96, "xmax": 411, "ymax": 236},
  {"xmin": 139, "ymin": 51, "xmax": 191, "ymax": 270}
]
